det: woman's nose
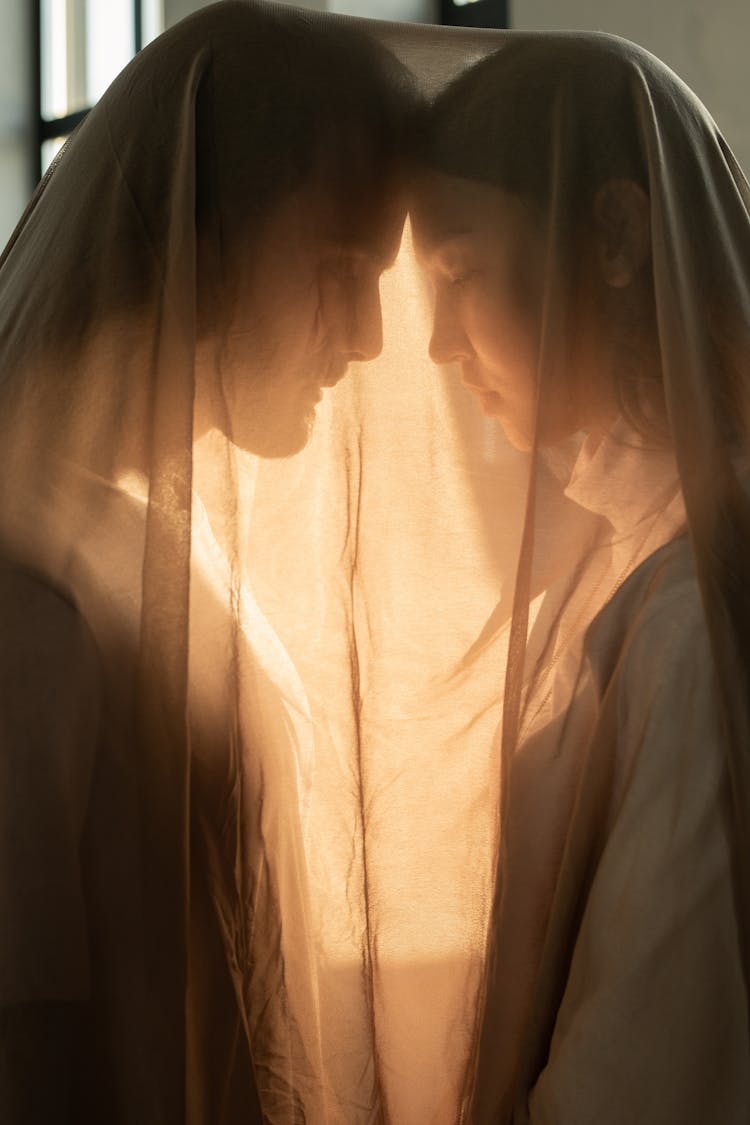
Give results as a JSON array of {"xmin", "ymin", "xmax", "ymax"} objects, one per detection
[{"xmin": 428, "ymin": 289, "xmax": 471, "ymax": 365}]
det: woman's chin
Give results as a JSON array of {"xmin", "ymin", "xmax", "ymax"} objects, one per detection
[
  {"xmin": 470, "ymin": 391, "xmax": 534, "ymax": 452},
  {"xmin": 475, "ymin": 389, "xmax": 503, "ymax": 417}
]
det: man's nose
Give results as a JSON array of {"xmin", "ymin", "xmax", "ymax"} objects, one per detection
[
  {"xmin": 428, "ymin": 289, "xmax": 471, "ymax": 365},
  {"xmin": 344, "ymin": 281, "xmax": 383, "ymax": 361}
]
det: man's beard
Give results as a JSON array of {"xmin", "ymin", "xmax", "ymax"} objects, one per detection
[{"xmin": 227, "ymin": 392, "xmax": 317, "ymax": 459}]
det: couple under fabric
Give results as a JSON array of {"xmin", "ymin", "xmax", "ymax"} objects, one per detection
[{"xmin": 1, "ymin": 1, "xmax": 749, "ymax": 1122}]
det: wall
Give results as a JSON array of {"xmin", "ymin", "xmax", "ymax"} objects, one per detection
[
  {"xmin": 326, "ymin": 0, "xmax": 436, "ymax": 21},
  {"xmin": 0, "ymin": 0, "xmax": 32, "ymax": 246},
  {"xmin": 166, "ymin": 0, "xmax": 324, "ymax": 18},
  {"xmin": 165, "ymin": 0, "xmax": 436, "ymax": 25},
  {"xmin": 511, "ymin": 0, "xmax": 750, "ymax": 173}
]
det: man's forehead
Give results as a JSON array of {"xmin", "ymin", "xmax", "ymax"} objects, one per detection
[{"xmin": 331, "ymin": 204, "xmax": 407, "ymax": 268}]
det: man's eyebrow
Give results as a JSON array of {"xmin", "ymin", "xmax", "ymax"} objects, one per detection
[
  {"xmin": 343, "ymin": 241, "xmax": 398, "ymax": 269},
  {"xmin": 373, "ymin": 246, "xmax": 400, "ymax": 269}
]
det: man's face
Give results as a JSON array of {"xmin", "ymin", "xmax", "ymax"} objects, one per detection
[{"xmin": 211, "ymin": 176, "xmax": 406, "ymax": 458}]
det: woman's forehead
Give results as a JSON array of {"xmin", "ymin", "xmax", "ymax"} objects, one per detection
[{"xmin": 409, "ymin": 172, "xmax": 536, "ymax": 256}]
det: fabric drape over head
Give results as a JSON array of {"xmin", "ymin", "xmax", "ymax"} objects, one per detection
[{"xmin": 1, "ymin": 3, "xmax": 749, "ymax": 1123}]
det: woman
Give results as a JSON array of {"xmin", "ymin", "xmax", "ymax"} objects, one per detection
[
  {"xmin": 411, "ymin": 34, "xmax": 750, "ymax": 1123},
  {"xmin": 0, "ymin": 3, "xmax": 414, "ymax": 1121}
]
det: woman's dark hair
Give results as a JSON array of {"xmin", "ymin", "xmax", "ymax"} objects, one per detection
[{"xmin": 423, "ymin": 38, "xmax": 648, "ymax": 219}]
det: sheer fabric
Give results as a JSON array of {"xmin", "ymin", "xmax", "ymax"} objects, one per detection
[{"xmin": 1, "ymin": 3, "xmax": 749, "ymax": 1123}]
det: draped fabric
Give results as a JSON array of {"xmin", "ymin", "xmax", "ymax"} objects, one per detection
[{"xmin": 1, "ymin": 3, "xmax": 749, "ymax": 1122}]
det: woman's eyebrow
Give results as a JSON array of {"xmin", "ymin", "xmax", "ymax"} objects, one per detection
[
  {"xmin": 437, "ymin": 228, "xmax": 475, "ymax": 240},
  {"xmin": 419, "ymin": 233, "xmax": 480, "ymax": 267},
  {"xmin": 436, "ymin": 232, "xmax": 477, "ymax": 249}
]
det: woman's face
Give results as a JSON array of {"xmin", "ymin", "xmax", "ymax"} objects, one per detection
[{"xmin": 411, "ymin": 172, "xmax": 586, "ymax": 451}]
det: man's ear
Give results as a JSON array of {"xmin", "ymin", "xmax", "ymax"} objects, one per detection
[{"xmin": 593, "ymin": 179, "xmax": 651, "ymax": 288}]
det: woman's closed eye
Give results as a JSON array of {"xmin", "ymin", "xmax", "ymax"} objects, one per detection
[{"xmin": 448, "ymin": 267, "xmax": 482, "ymax": 288}]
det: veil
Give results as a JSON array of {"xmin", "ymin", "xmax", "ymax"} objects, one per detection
[{"xmin": 1, "ymin": 4, "xmax": 749, "ymax": 1124}]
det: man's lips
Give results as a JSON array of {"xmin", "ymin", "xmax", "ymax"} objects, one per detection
[
  {"xmin": 300, "ymin": 363, "xmax": 348, "ymax": 404},
  {"xmin": 318, "ymin": 362, "xmax": 350, "ymax": 388}
]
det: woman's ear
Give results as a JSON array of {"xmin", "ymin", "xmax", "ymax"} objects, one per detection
[{"xmin": 593, "ymin": 179, "xmax": 651, "ymax": 288}]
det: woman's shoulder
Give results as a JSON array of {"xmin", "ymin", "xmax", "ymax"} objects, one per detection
[{"xmin": 585, "ymin": 534, "xmax": 707, "ymax": 693}]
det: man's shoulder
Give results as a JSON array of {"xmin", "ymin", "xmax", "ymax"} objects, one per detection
[{"xmin": 0, "ymin": 559, "xmax": 100, "ymax": 690}]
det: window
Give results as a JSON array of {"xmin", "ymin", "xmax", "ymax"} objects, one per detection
[{"xmin": 35, "ymin": 0, "xmax": 164, "ymax": 177}]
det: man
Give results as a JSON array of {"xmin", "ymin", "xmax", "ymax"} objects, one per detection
[{"xmin": 0, "ymin": 3, "xmax": 416, "ymax": 1121}]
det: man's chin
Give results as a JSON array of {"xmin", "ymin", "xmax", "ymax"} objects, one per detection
[{"xmin": 229, "ymin": 408, "xmax": 315, "ymax": 459}]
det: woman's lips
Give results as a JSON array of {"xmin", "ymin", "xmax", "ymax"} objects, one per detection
[
  {"xmin": 476, "ymin": 390, "xmax": 502, "ymax": 416},
  {"xmin": 462, "ymin": 376, "xmax": 502, "ymax": 416}
]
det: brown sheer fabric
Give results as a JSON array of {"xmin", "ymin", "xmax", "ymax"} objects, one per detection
[{"xmin": 1, "ymin": 3, "xmax": 749, "ymax": 1124}]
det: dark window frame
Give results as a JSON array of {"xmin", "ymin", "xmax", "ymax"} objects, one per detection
[{"xmin": 440, "ymin": 0, "xmax": 508, "ymax": 28}]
